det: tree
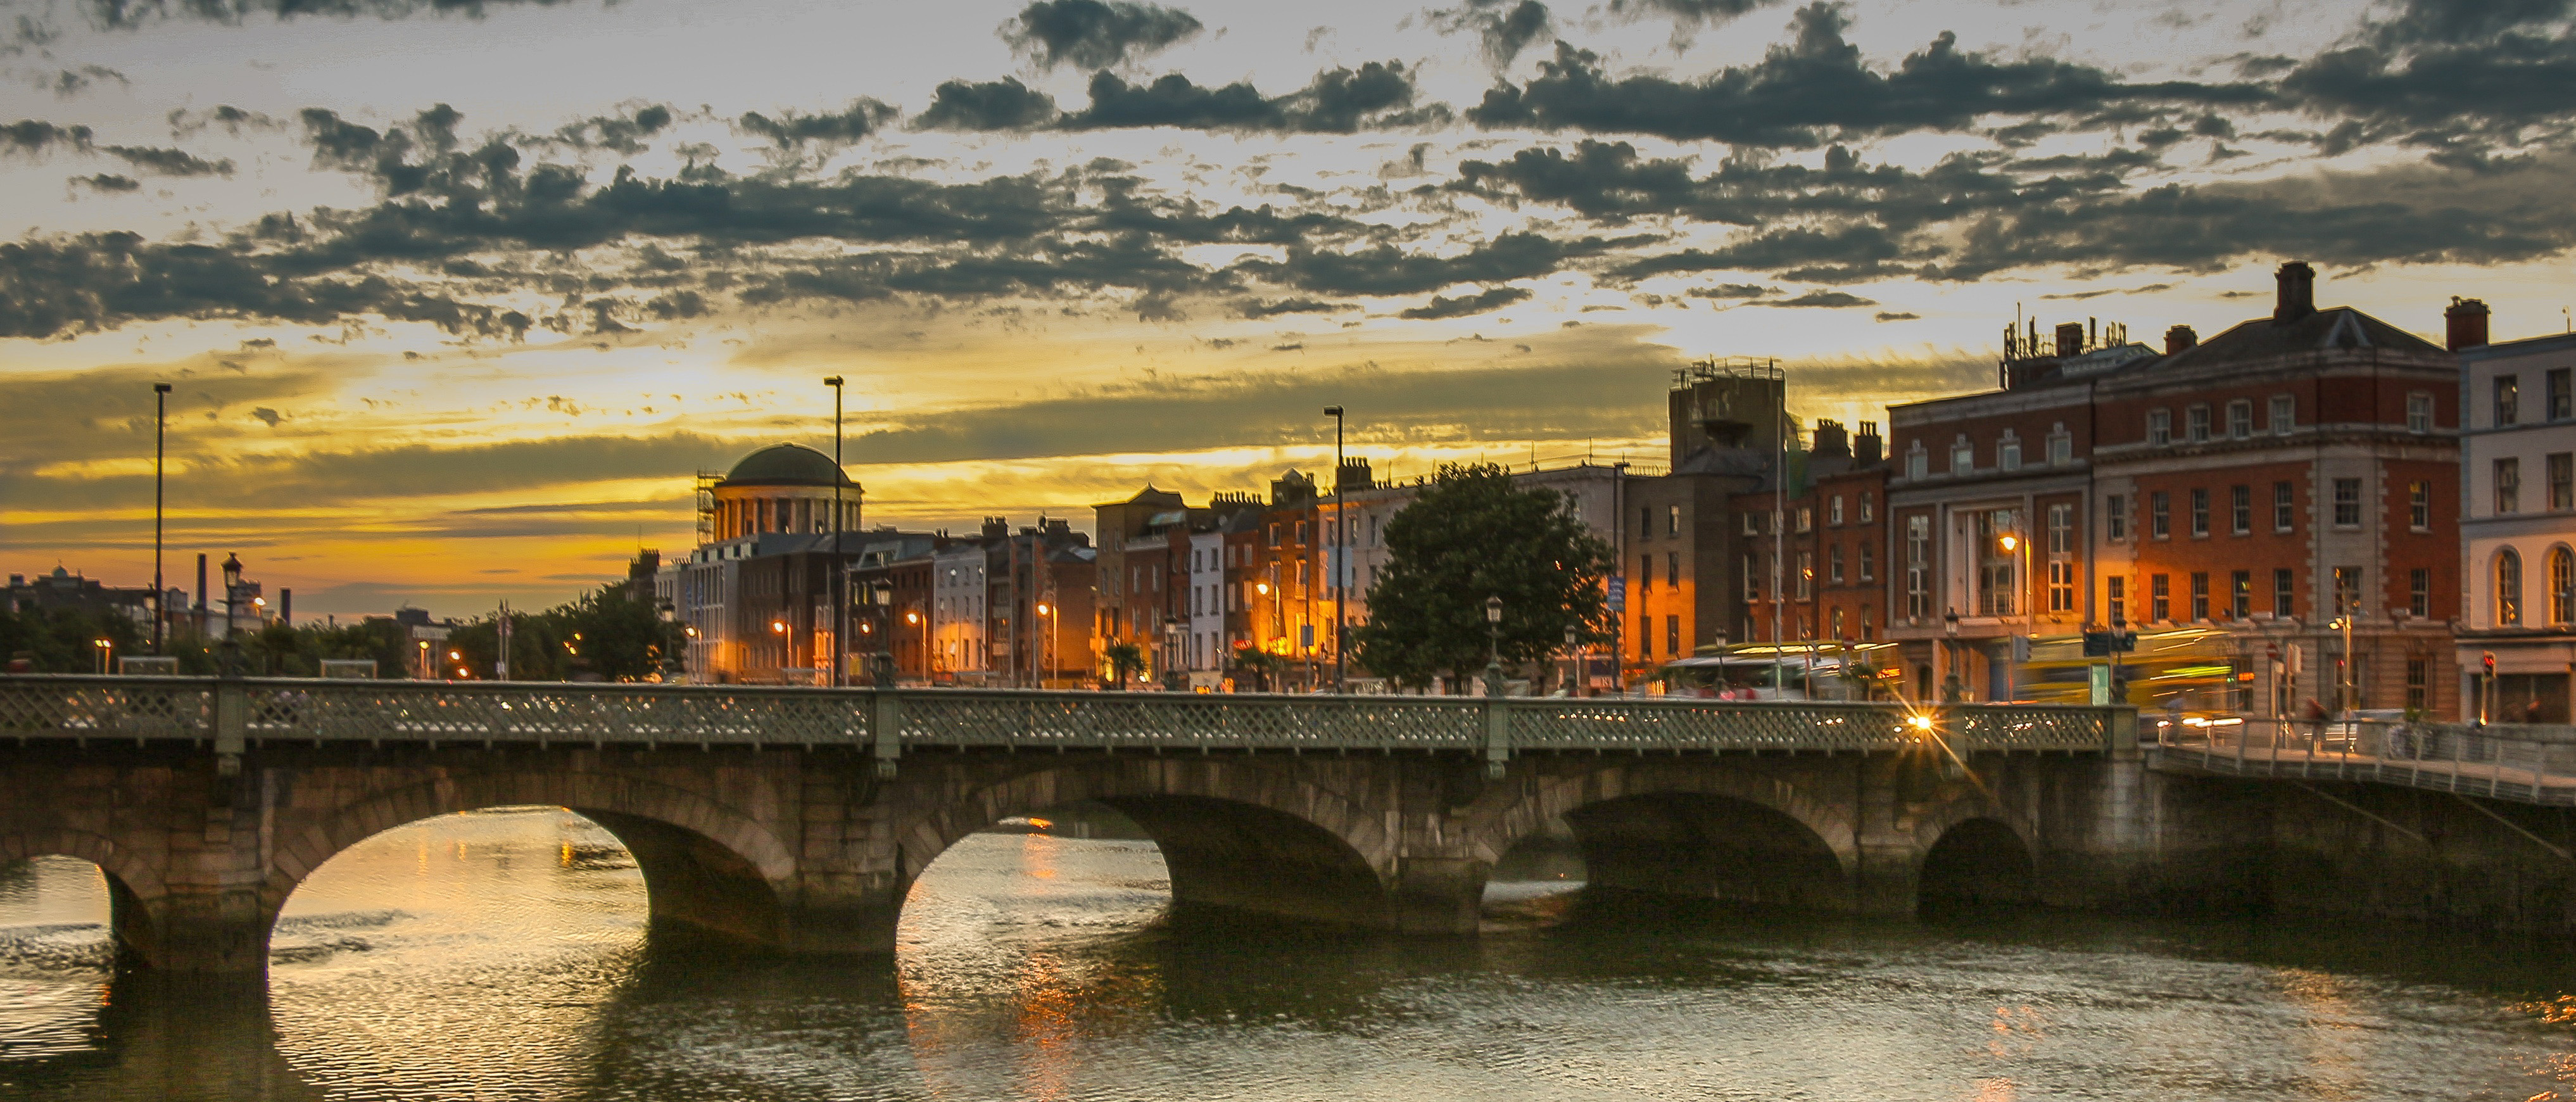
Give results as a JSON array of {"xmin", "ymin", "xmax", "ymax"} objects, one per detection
[
  {"xmin": 1102, "ymin": 641, "xmax": 1146, "ymax": 689},
  {"xmin": 1353, "ymin": 464, "xmax": 1615, "ymax": 690},
  {"xmin": 1228, "ymin": 647, "xmax": 1287, "ymax": 692}
]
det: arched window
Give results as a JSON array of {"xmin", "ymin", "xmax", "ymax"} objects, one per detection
[
  {"xmin": 2497, "ymin": 547, "xmax": 2523, "ymax": 626},
  {"xmin": 2551, "ymin": 545, "xmax": 2574, "ymax": 626}
]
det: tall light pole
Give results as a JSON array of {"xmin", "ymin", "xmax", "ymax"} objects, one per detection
[
  {"xmin": 824, "ymin": 376, "xmax": 845, "ymax": 688},
  {"xmin": 218, "ymin": 552, "xmax": 244, "ymax": 678},
  {"xmin": 1484, "ymin": 595, "xmax": 1505, "ymax": 698},
  {"xmin": 1324, "ymin": 405, "xmax": 1346, "ymax": 694},
  {"xmin": 1563, "ymin": 623, "xmax": 1579, "ymax": 697},
  {"xmin": 152, "ymin": 382, "xmax": 172, "ymax": 653},
  {"xmin": 1999, "ymin": 526, "xmax": 2027, "ymax": 701}
]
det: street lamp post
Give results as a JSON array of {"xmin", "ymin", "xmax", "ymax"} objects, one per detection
[
  {"xmin": 1324, "ymin": 404, "xmax": 1346, "ymax": 694},
  {"xmin": 151, "ymin": 382, "xmax": 171, "ymax": 654},
  {"xmin": 1998, "ymin": 528, "xmax": 2027, "ymax": 701},
  {"xmin": 218, "ymin": 553, "xmax": 244, "ymax": 678},
  {"xmin": 1161, "ymin": 618, "xmax": 1185, "ymax": 690},
  {"xmin": 868, "ymin": 581, "xmax": 896, "ymax": 687},
  {"xmin": 1563, "ymin": 624, "xmax": 1579, "ymax": 697},
  {"xmin": 824, "ymin": 376, "xmax": 845, "ymax": 688},
  {"xmin": 1942, "ymin": 607, "xmax": 1961, "ymax": 702},
  {"xmin": 1484, "ymin": 595, "xmax": 1505, "ymax": 698},
  {"xmin": 93, "ymin": 638, "xmax": 111, "ymax": 675},
  {"xmin": 1033, "ymin": 600, "xmax": 1054, "ymax": 689}
]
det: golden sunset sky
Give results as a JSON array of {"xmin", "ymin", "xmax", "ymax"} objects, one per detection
[{"xmin": 3, "ymin": 0, "xmax": 2570, "ymax": 615}]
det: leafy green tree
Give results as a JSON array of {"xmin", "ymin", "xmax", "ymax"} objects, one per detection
[
  {"xmin": 1353, "ymin": 464, "xmax": 1615, "ymax": 691},
  {"xmin": 0, "ymin": 606, "xmax": 148, "ymax": 673},
  {"xmin": 1228, "ymin": 648, "xmax": 1287, "ymax": 693},
  {"xmin": 555, "ymin": 585, "xmax": 683, "ymax": 681}
]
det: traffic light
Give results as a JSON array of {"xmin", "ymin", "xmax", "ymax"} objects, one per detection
[{"xmin": 2483, "ymin": 651, "xmax": 2497, "ymax": 676}]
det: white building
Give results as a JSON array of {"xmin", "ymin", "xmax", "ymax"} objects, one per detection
[
  {"xmin": 2456, "ymin": 314, "xmax": 2576, "ymax": 722},
  {"xmin": 931, "ymin": 540, "xmax": 991, "ymax": 680},
  {"xmin": 1187, "ymin": 530, "xmax": 1225, "ymax": 674}
]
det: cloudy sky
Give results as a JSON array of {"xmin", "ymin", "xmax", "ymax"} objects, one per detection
[{"xmin": 1, "ymin": 0, "xmax": 2569, "ymax": 615}]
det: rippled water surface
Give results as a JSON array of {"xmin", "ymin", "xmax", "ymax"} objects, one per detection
[{"xmin": 3, "ymin": 808, "xmax": 2573, "ymax": 1101}]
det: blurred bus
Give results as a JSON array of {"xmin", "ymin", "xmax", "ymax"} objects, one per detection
[
  {"xmin": 2015, "ymin": 627, "xmax": 2240, "ymax": 708},
  {"xmin": 1657, "ymin": 643, "xmax": 1907, "ymax": 702}
]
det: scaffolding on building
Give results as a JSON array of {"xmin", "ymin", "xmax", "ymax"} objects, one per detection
[{"xmin": 694, "ymin": 471, "xmax": 722, "ymax": 545}]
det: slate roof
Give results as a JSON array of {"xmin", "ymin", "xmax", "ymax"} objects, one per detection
[{"xmin": 2152, "ymin": 306, "xmax": 2444, "ymax": 374}]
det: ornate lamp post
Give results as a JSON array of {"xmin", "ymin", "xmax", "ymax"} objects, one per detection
[
  {"xmin": 824, "ymin": 376, "xmax": 845, "ymax": 688},
  {"xmin": 152, "ymin": 381, "xmax": 170, "ymax": 653},
  {"xmin": 218, "ymin": 553, "xmax": 244, "ymax": 678},
  {"xmin": 1563, "ymin": 623, "xmax": 1579, "ymax": 697},
  {"xmin": 1484, "ymin": 595, "xmax": 1505, "ymax": 698}
]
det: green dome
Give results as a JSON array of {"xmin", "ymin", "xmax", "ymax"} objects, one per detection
[{"xmin": 721, "ymin": 443, "xmax": 854, "ymax": 488}]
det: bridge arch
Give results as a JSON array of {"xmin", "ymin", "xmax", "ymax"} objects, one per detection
[
  {"xmin": 894, "ymin": 759, "xmax": 1397, "ymax": 932},
  {"xmin": 1916, "ymin": 816, "xmax": 2036, "ymax": 913},
  {"xmin": 0, "ymin": 826, "xmax": 165, "ymax": 963},
  {"xmin": 1464, "ymin": 765, "xmax": 1859, "ymax": 912},
  {"xmin": 266, "ymin": 770, "xmax": 796, "ymax": 952}
]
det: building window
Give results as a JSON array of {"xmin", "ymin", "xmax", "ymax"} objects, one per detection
[
  {"xmin": 2270, "ymin": 395, "xmax": 2295, "ymax": 435},
  {"xmin": 2409, "ymin": 567, "xmax": 2430, "ymax": 618},
  {"xmin": 1743, "ymin": 555, "xmax": 1760, "ymax": 601},
  {"xmin": 2230, "ymin": 485, "xmax": 2251, "ymax": 535},
  {"xmin": 2497, "ymin": 374, "xmax": 2521, "ymax": 426},
  {"xmin": 1666, "ymin": 615, "xmax": 1681, "ymax": 657},
  {"xmin": 2048, "ymin": 428, "xmax": 2071, "ymax": 466},
  {"xmin": 2407, "ymin": 392, "xmax": 2434, "ymax": 434},
  {"xmin": 1974, "ymin": 509, "xmax": 2018, "ymax": 616},
  {"xmin": 2049, "ymin": 560, "xmax": 2075, "ymax": 612},
  {"xmin": 2275, "ymin": 568, "xmax": 2295, "ymax": 617},
  {"xmin": 2333, "ymin": 478, "xmax": 2361, "ymax": 526},
  {"xmin": 1905, "ymin": 516, "xmax": 1929, "ymax": 618},
  {"xmin": 2048, "ymin": 504, "xmax": 2073, "ymax": 554},
  {"xmin": 1859, "ymin": 491, "xmax": 1876, "ymax": 523},
  {"xmin": 1829, "ymin": 495, "xmax": 1845, "ymax": 526},
  {"xmin": 1859, "ymin": 542, "xmax": 1876, "ymax": 582},
  {"xmin": 2498, "ymin": 548, "xmax": 2523, "ymax": 626},
  {"xmin": 2150, "ymin": 491, "xmax": 2171, "ymax": 539},
  {"xmin": 1742, "ymin": 512, "xmax": 1761, "ymax": 536},
  {"xmin": 2333, "ymin": 566, "xmax": 2362, "ymax": 616},
  {"xmin": 1829, "ymin": 544, "xmax": 1845, "ymax": 585},
  {"xmin": 2107, "ymin": 576, "xmax": 2126, "ymax": 625},
  {"xmin": 2148, "ymin": 409, "xmax": 2171, "ymax": 445},
  {"xmin": 1999, "ymin": 433, "xmax": 2023, "ymax": 471},
  {"xmin": 1641, "ymin": 554, "xmax": 1653, "ymax": 591},
  {"xmin": 1796, "ymin": 506, "xmax": 1813, "ymax": 533},
  {"xmin": 2230, "ymin": 570, "xmax": 2251, "ymax": 619},
  {"xmin": 2186, "ymin": 405, "xmax": 2211, "ymax": 443},
  {"xmin": 1951, "ymin": 438, "xmax": 1974, "ymax": 473},
  {"xmin": 2190, "ymin": 488, "xmax": 2210, "ymax": 538},
  {"xmin": 2551, "ymin": 453, "xmax": 2573, "ymax": 510},
  {"xmin": 2408, "ymin": 481, "xmax": 2431, "ymax": 531},
  {"xmin": 2497, "ymin": 458, "xmax": 2522, "ymax": 514},
  {"xmin": 1831, "ymin": 607, "xmax": 1847, "ymax": 639},
  {"xmin": 2190, "ymin": 572, "xmax": 2210, "ymax": 621},
  {"xmin": 2106, "ymin": 494, "xmax": 2128, "ymax": 542},
  {"xmin": 2273, "ymin": 481, "xmax": 2295, "ymax": 532},
  {"xmin": 1907, "ymin": 444, "xmax": 1928, "ymax": 481},
  {"xmin": 2551, "ymin": 546, "xmax": 2574, "ymax": 625},
  {"xmin": 2406, "ymin": 658, "xmax": 2429, "ymax": 711},
  {"xmin": 1641, "ymin": 507, "xmax": 1653, "ymax": 537},
  {"xmin": 1667, "ymin": 505, "xmax": 1681, "ymax": 535},
  {"xmin": 1640, "ymin": 614, "xmax": 1653, "ymax": 659},
  {"xmin": 2150, "ymin": 574, "xmax": 2170, "ymax": 622},
  {"xmin": 2550, "ymin": 367, "xmax": 2572, "ymax": 421},
  {"xmin": 2227, "ymin": 400, "xmax": 2252, "ymax": 440},
  {"xmin": 1667, "ymin": 552, "xmax": 1680, "ymax": 588},
  {"xmin": 1796, "ymin": 551, "xmax": 1813, "ymax": 599}
]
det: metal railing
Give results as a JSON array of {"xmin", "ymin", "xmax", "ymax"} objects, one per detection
[
  {"xmin": 0, "ymin": 676, "xmax": 2123, "ymax": 763},
  {"xmin": 2148, "ymin": 715, "xmax": 2576, "ymax": 806}
]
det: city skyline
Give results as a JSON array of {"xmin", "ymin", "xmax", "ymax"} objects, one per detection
[{"xmin": 4, "ymin": 0, "xmax": 2571, "ymax": 614}]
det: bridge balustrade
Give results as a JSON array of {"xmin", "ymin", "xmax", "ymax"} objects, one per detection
[
  {"xmin": 2149, "ymin": 715, "xmax": 2576, "ymax": 806},
  {"xmin": 0, "ymin": 676, "xmax": 2121, "ymax": 757}
]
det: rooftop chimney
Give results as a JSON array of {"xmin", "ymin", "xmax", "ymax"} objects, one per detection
[
  {"xmin": 1854, "ymin": 421, "xmax": 1883, "ymax": 466},
  {"xmin": 1810, "ymin": 418, "xmax": 1851, "ymax": 460},
  {"xmin": 1335, "ymin": 457, "xmax": 1373, "ymax": 493},
  {"xmin": 2445, "ymin": 296, "xmax": 2490, "ymax": 351},
  {"xmin": 2054, "ymin": 322, "xmax": 2084, "ymax": 358},
  {"xmin": 2164, "ymin": 324, "xmax": 2197, "ymax": 354},
  {"xmin": 2273, "ymin": 261, "xmax": 2315, "ymax": 323},
  {"xmin": 279, "ymin": 588, "xmax": 291, "ymax": 626}
]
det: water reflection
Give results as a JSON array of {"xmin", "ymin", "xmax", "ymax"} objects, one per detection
[{"xmin": 0, "ymin": 811, "xmax": 2570, "ymax": 1100}]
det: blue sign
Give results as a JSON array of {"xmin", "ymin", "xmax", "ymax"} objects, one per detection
[{"xmin": 1607, "ymin": 576, "xmax": 1626, "ymax": 612}]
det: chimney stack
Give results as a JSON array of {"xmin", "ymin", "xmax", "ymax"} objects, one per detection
[
  {"xmin": 2164, "ymin": 324, "xmax": 2197, "ymax": 354},
  {"xmin": 194, "ymin": 553, "xmax": 208, "ymax": 633},
  {"xmin": 279, "ymin": 588, "xmax": 291, "ymax": 626},
  {"xmin": 1855, "ymin": 421, "xmax": 1883, "ymax": 466},
  {"xmin": 2054, "ymin": 322, "xmax": 2084, "ymax": 358},
  {"xmin": 2445, "ymin": 296, "xmax": 2491, "ymax": 351},
  {"xmin": 1810, "ymin": 418, "xmax": 1851, "ymax": 460},
  {"xmin": 2273, "ymin": 261, "xmax": 2316, "ymax": 323}
]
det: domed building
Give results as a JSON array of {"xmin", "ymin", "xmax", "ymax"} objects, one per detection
[{"xmin": 708, "ymin": 443, "xmax": 861, "ymax": 540}]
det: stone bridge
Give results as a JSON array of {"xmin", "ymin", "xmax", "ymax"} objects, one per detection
[{"xmin": 6, "ymin": 675, "xmax": 2570, "ymax": 975}]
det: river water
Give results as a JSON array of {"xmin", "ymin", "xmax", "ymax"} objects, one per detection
[{"xmin": 1, "ymin": 807, "xmax": 2572, "ymax": 1101}]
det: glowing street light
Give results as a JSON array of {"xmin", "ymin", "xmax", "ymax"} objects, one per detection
[{"xmin": 93, "ymin": 637, "xmax": 112, "ymax": 676}]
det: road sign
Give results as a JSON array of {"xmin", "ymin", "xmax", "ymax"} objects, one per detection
[{"xmin": 1607, "ymin": 576, "xmax": 1626, "ymax": 612}]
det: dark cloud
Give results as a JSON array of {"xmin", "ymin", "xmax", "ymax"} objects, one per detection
[
  {"xmin": 1872, "ymin": 310, "xmax": 1917, "ymax": 321},
  {"xmin": 1686, "ymin": 283, "xmax": 1773, "ymax": 298},
  {"xmin": 1398, "ymin": 285, "xmax": 1532, "ymax": 319},
  {"xmin": 1759, "ymin": 289, "xmax": 1873, "ymax": 307},
  {"xmin": 1607, "ymin": 0, "xmax": 1776, "ymax": 27},
  {"xmin": 74, "ymin": 172, "xmax": 139, "ymax": 193},
  {"xmin": 914, "ymin": 78, "xmax": 1061, "ymax": 131},
  {"xmin": 740, "ymin": 99, "xmax": 896, "ymax": 150},
  {"xmin": 1468, "ymin": 6, "xmax": 2266, "ymax": 146},
  {"xmin": 2, "ymin": 120, "xmax": 94, "ymax": 156},
  {"xmin": 75, "ymin": 0, "xmax": 589, "ymax": 30},
  {"xmin": 1430, "ymin": 0, "xmax": 1551, "ymax": 66},
  {"xmin": 102, "ymin": 144, "xmax": 233, "ymax": 176},
  {"xmin": 541, "ymin": 104, "xmax": 673, "ymax": 153},
  {"xmin": 1002, "ymin": 0, "xmax": 1203, "ymax": 70},
  {"xmin": 46, "ymin": 65, "xmax": 127, "ymax": 97},
  {"xmin": 2276, "ymin": 0, "xmax": 2576, "ymax": 156},
  {"xmin": 1254, "ymin": 230, "xmax": 1608, "ymax": 295},
  {"xmin": 1062, "ymin": 61, "xmax": 1446, "ymax": 132},
  {"xmin": 1240, "ymin": 297, "xmax": 1352, "ymax": 317}
]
